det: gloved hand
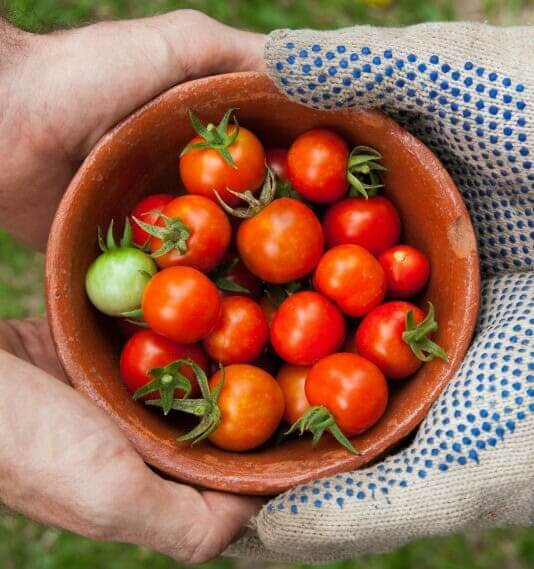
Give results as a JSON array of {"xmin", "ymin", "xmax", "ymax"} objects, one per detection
[{"xmin": 228, "ymin": 22, "xmax": 533, "ymax": 564}]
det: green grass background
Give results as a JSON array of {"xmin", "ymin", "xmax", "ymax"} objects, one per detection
[{"xmin": 1, "ymin": 0, "xmax": 533, "ymax": 567}]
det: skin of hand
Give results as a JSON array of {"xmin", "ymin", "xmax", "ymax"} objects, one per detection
[{"xmin": 0, "ymin": 10, "xmax": 265, "ymax": 563}]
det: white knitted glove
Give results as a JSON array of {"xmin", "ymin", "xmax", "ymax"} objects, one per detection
[{"xmin": 228, "ymin": 23, "xmax": 534, "ymax": 564}]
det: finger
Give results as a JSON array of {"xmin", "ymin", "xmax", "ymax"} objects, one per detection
[{"xmin": 125, "ymin": 472, "xmax": 262, "ymax": 564}]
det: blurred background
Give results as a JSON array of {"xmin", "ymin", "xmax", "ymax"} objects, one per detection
[{"xmin": 0, "ymin": 0, "xmax": 533, "ymax": 567}]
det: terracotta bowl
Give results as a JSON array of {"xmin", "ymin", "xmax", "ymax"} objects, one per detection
[{"xmin": 46, "ymin": 72, "xmax": 480, "ymax": 495}]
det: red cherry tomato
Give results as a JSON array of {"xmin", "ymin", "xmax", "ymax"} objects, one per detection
[
  {"xmin": 378, "ymin": 244, "xmax": 430, "ymax": 298},
  {"xmin": 323, "ymin": 197, "xmax": 401, "ymax": 255},
  {"xmin": 208, "ymin": 364, "xmax": 284, "ymax": 451},
  {"xmin": 237, "ymin": 198, "xmax": 324, "ymax": 284},
  {"xmin": 277, "ymin": 364, "xmax": 311, "ymax": 424},
  {"xmin": 130, "ymin": 194, "xmax": 174, "ymax": 247},
  {"xmin": 266, "ymin": 149, "xmax": 290, "ymax": 182},
  {"xmin": 142, "ymin": 267, "xmax": 221, "ymax": 343},
  {"xmin": 353, "ymin": 301, "xmax": 426, "ymax": 379},
  {"xmin": 203, "ymin": 296, "xmax": 269, "ymax": 365},
  {"xmin": 271, "ymin": 291, "xmax": 346, "ymax": 365},
  {"xmin": 119, "ymin": 329, "xmax": 208, "ymax": 399},
  {"xmin": 314, "ymin": 244, "xmax": 386, "ymax": 317},
  {"xmin": 147, "ymin": 195, "xmax": 231, "ymax": 272},
  {"xmin": 180, "ymin": 125, "xmax": 265, "ymax": 207},
  {"xmin": 287, "ymin": 129, "xmax": 349, "ymax": 203},
  {"xmin": 306, "ymin": 352, "xmax": 388, "ymax": 436}
]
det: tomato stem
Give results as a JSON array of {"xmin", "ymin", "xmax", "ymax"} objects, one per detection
[
  {"xmin": 402, "ymin": 302, "xmax": 449, "ymax": 362},
  {"xmin": 285, "ymin": 405, "xmax": 360, "ymax": 455},
  {"xmin": 214, "ymin": 167, "xmax": 276, "ymax": 218},
  {"xmin": 181, "ymin": 108, "xmax": 240, "ymax": 168},
  {"xmin": 133, "ymin": 213, "xmax": 191, "ymax": 259},
  {"xmin": 132, "ymin": 358, "xmax": 194, "ymax": 415},
  {"xmin": 346, "ymin": 145, "xmax": 386, "ymax": 199}
]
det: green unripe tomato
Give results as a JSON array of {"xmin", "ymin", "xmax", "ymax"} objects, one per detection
[{"xmin": 85, "ymin": 219, "xmax": 157, "ymax": 316}]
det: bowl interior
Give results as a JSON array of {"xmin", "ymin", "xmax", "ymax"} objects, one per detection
[{"xmin": 46, "ymin": 72, "xmax": 479, "ymax": 495}]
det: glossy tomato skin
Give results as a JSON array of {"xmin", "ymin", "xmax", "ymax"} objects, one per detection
[
  {"xmin": 266, "ymin": 149, "xmax": 290, "ymax": 181},
  {"xmin": 306, "ymin": 352, "xmax": 388, "ymax": 436},
  {"xmin": 277, "ymin": 364, "xmax": 311, "ymax": 424},
  {"xmin": 149, "ymin": 195, "xmax": 231, "ymax": 272},
  {"xmin": 323, "ymin": 197, "xmax": 401, "ymax": 255},
  {"xmin": 119, "ymin": 329, "xmax": 208, "ymax": 399},
  {"xmin": 237, "ymin": 198, "xmax": 324, "ymax": 284},
  {"xmin": 130, "ymin": 194, "xmax": 174, "ymax": 247},
  {"xmin": 378, "ymin": 244, "xmax": 430, "ymax": 298},
  {"xmin": 179, "ymin": 125, "xmax": 265, "ymax": 207},
  {"xmin": 142, "ymin": 266, "xmax": 221, "ymax": 344},
  {"xmin": 208, "ymin": 364, "xmax": 284, "ymax": 451},
  {"xmin": 203, "ymin": 296, "xmax": 269, "ymax": 365},
  {"xmin": 354, "ymin": 301, "xmax": 426, "ymax": 379},
  {"xmin": 287, "ymin": 129, "xmax": 349, "ymax": 203},
  {"xmin": 314, "ymin": 244, "xmax": 386, "ymax": 317},
  {"xmin": 271, "ymin": 291, "xmax": 346, "ymax": 365}
]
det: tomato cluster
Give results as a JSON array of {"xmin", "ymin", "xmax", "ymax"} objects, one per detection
[{"xmin": 85, "ymin": 110, "xmax": 447, "ymax": 454}]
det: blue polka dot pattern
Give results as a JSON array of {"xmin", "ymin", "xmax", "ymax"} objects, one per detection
[
  {"xmin": 271, "ymin": 42, "xmax": 532, "ymax": 275},
  {"xmin": 265, "ymin": 272, "xmax": 534, "ymax": 515}
]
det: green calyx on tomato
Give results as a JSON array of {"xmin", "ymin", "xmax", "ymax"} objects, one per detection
[
  {"xmin": 147, "ymin": 359, "xmax": 224, "ymax": 445},
  {"xmin": 211, "ymin": 258, "xmax": 250, "ymax": 294},
  {"xmin": 215, "ymin": 167, "xmax": 276, "ymax": 218},
  {"xmin": 132, "ymin": 358, "xmax": 194, "ymax": 415},
  {"xmin": 402, "ymin": 302, "xmax": 449, "ymax": 362},
  {"xmin": 181, "ymin": 108, "xmax": 240, "ymax": 168},
  {"xmin": 347, "ymin": 145, "xmax": 387, "ymax": 199},
  {"xmin": 285, "ymin": 405, "xmax": 360, "ymax": 455},
  {"xmin": 265, "ymin": 281, "xmax": 303, "ymax": 308},
  {"xmin": 133, "ymin": 213, "xmax": 191, "ymax": 259}
]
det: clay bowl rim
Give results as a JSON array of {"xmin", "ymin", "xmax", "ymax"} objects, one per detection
[{"xmin": 46, "ymin": 72, "xmax": 480, "ymax": 495}]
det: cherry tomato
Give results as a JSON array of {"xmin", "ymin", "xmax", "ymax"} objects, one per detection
[
  {"xmin": 314, "ymin": 244, "xmax": 386, "ymax": 317},
  {"xmin": 237, "ymin": 198, "xmax": 324, "ymax": 283},
  {"xmin": 180, "ymin": 123, "xmax": 265, "ymax": 207},
  {"xmin": 277, "ymin": 364, "xmax": 311, "ymax": 424},
  {"xmin": 208, "ymin": 364, "xmax": 284, "ymax": 451},
  {"xmin": 266, "ymin": 149, "xmax": 290, "ymax": 182},
  {"xmin": 378, "ymin": 244, "xmax": 430, "ymax": 298},
  {"xmin": 323, "ymin": 196, "xmax": 401, "ymax": 255},
  {"xmin": 142, "ymin": 266, "xmax": 221, "ymax": 343},
  {"xmin": 130, "ymin": 194, "xmax": 174, "ymax": 247},
  {"xmin": 353, "ymin": 301, "xmax": 427, "ymax": 379},
  {"xmin": 146, "ymin": 195, "xmax": 231, "ymax": 272},
  {"xmin": 287, "ymin": 129, "xmax": 349, "ymax": 203},
  {"xmin": 203, "ymin": 296, "xmax": 269, "ymax": 365},
  {"xmin": 306, "ymin": 353, "xmax": 388, "ymax": 436},
  {"xmin": 120, "ymin": 329, "xmax": 208, "ymax": 399},
  {"xmin": 271, "ymin": 291, "xmax": 346, "ymax": 365}
]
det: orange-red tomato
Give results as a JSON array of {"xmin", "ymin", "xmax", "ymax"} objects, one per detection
[
  {"xmin": 277, "ymin": 364, "xmax": 311, "ymax": 424},
  {"xmin": 148, "ymin": 195, "xmax": 231, "ymax": 272},
  {"xmin": 208, "ymin": 364, "xmax": 284, "ymax": 451},
  {"xmin": 314, "ymin": 244, "xmax": 386, "ymax": 317},
  {"xmin": 142, "ymin": 267, "xmax": 221, "ymax": 343},
  {"xmin": 378, "ymin": 244, "xmax": 430, "ymax": 298},
  {"xmin": 287, "ymin": 129, "xmax": 349, "ymax": 203},
  {"xmin": 203, "ymin": 296, "xmax": 269, "ymax": 365},
  {"xmin": 305, "ymin": 353, "xmax": 388, "ymax": 436},
  {"xmin": 266, "ymin": 148, "xmax": 290, "ymax": 182},
  {"xmin": 119, "ymin": 329, "xmax": 208, "ymax": 399},
  {"xmin": 130, "ymin": 194, "xmax": 174, "ymax": 247},
  {"xmin": 237, "ymin": 198, "xmax": 324, "ymax": 284},
  {"xmin": 270, "ymin": 291, "xmax": 346, "ymax": 365},
  {"xmin": 323, "ymin": 197, "xmax": 401, "ymax": 255},
  {"xmin": 353, "ymin": 301, "xmax": 426, "ymax": 379},
  {"xmin": 179, "ymin": 125, "xmax": 265, "ymax": 206}
]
